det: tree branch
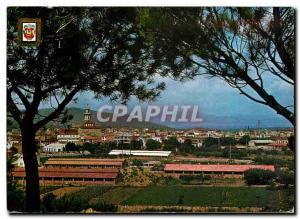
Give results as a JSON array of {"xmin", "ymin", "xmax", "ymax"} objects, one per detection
[{"xmin": 34, "ymin": 86, "xmax": 81, "ymax": 130}]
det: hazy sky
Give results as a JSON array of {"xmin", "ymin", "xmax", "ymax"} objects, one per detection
[{"xmin": 54, "ymin": 73, "xmax": 294, "ymax": 125}]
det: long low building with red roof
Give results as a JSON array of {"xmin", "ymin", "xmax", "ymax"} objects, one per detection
[
  {"xmin": 12, "ymin": 167, "xmax": 119, "ymax": 185},
  {"xmin": 44, "ymin": 158, "xmax": 125, "ymax": 169},
  {"xmin": 164, "ymin": 164, "xmax": 275, "ymax": 178}
]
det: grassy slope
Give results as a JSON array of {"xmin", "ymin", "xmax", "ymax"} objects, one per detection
[
  {"xmin": 49, "ymin": 185, "xmax": 292, "ymax": 211},
  {"xmin": 89, "ymin": 187, "xmax": 141, "ymax": 205}
]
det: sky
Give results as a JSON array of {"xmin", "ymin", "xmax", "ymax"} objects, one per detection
[{"xmin": 51, "ymin": 73, "xmax": 294, "ymax": 128}]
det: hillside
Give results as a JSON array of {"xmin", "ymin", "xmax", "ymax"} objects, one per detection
[{"xmin": 7, "ymin": 107, "xmax": 170, "ymax": 131}]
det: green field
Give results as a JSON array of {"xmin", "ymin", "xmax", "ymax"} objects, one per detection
[
  {"xmin": 47, "ymin": 185, "xmax": 293, "ymax": 212},
  {"xmin": 121, "ymin": 186, "xmax": 274, "ymax": 207},
  {"xmin": 89, "ymin": 187, "xmax": 141, "ymax": 205}
]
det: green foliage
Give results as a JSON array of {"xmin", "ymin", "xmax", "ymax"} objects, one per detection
[
  {"xmin": 41, "ymin": 186, "xmax": 113, "ymax": 213},
  {"xmin": 244, "ymin": 169, "xmax": 275, "ymax": 185},
  {"xmin": 238, "ymin": 135, "xmax": 251, "ymax": 145},
  {"xmin": 7, "ymin": 158, "xmax": 25, "ymax": 212},
  {"xmin": 137, "ymin": 7, "xmax": 295, "ymax": 127},
  {"xmin": 264, "ymin": 187, "xmax": 294, "ymax": 212},
  {"xmin": 83, "ymin": 142, "xmax": 114, "ymax": 156},
  {"xmin": 7, "ymin": 117, "xmax": 19, "ymax": 131},
  {"xmin": 203, "ymin": 137, "xmax": 237, "ymax": 148},
  {"xmin": 64, "ymin": 142, "xmax": 78, "ymax": 151},
  {"xmin": 221, "ymin": 148, "xmax": 248, "ymax": 159},
  {"xmin": 146, "ymin": 139, "xmax": 161, "ymax": 150},
  {"xmin": 203, "ymin": 137, "xmax": 219, "ymax": 147},
  {"xmin": 42, "ymin": 193, "xmax": 56, "ymax": 212},
  {"xmin": 130, "ymin": 139, "xmax": 143, "ymax": 150},
  {"xmin": 275, "ymin": 170, "xmax": 294, "ymax": 186},
  {"xmin": 254, "ymin": 156, "xmax": 294, "ymax": 169},
  {"xmin": 89, "ymin": 201, "xmax": 118, "ymax": 212},
  {"xmin": 122, "ymin": 186, "xmax": 275, "ymax": 208},
  {"xmin": 89, "ymin": 187, "xmax": 140, "ymax": 205},
  {"xmin": 179, "ymin": 174, "xmax": 211, "ymax": 184},
  {"xmin": 163, "ymin": 136, "xmax": 181, "ymax": 151},
  {"xmin": 131, "ymin": 159, "xmax": 143, "ymax": 166},
  {"xmin": 178, "ymin": 139, "xmax": 195, "ymax": 154},
  {"xmin": 8, "ymin": 7, "xmax": 172, "ymax": 211},
  {"xmin": 177, "ymin": 195, "xmax": 184, "ymax": 205},
  {"xmin": 156, "ymin": 176, "xmax": 182, "ymax": 186}
]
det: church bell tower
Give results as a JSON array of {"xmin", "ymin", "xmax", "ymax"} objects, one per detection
[
  {"xmin": 84, "ymin": 105, "xmax": 92, "ymax": 122},
  {"xmin": 83, "ymin": 104, "xmax": 95, "ymax": 127}
]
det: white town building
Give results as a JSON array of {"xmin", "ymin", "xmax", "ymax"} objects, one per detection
[
  {"xmin": 43, "ymin": 142, "xmax": 65, "ymax": 152},
  {"xmin": 57, "ymin": 134, "xmax": 81, "ymax": 143}
]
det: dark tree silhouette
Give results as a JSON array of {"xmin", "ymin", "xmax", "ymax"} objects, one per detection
[
  {"xmin": 7, "ymin": 7, "xmax": 166, "ymax": 212},
  {"xmin": 137, "ymin": 7, "xmax": 294, "ymax": 131}
]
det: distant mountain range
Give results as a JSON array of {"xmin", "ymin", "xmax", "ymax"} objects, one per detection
[
  {"xmin": 7, "ymin": 107, "xmax": 170, "ymax": 130},
  {"xmin": 7, "ymin": 107, "xmax": 292, "ymax": 131},
  {"xmin": 160, "ymin": 113, "xmax": 293, "ymax": 130}
]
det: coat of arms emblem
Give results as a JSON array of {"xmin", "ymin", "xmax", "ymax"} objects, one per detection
[
  {"xmin": 18, "ymin": 18, "xmax": 41, "ymax": 46},
  {"xmin": 22, "ymin": 23, "xmax": 36, "ymax": 41}
]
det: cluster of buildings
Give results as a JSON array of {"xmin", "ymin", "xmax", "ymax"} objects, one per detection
[
  {"xmin": 7, "ymin": 106, "xmax": 293, "ymax": 155},
  {"xmin": 164, "ymin": 164, "xmax": 275, "ymax": 178},
  {"xmin": 12, "ymin": 158, "xmax": 125, "ymax": 185},
  {"xmin": 11, "ymin": 155, "xmax": 276, "ymax": 186},
  {"xmin": 7, "ymin": 106, "xmax": 292, "ymax": 186}
]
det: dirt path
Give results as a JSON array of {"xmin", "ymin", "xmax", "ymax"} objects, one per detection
[{"xmin": 41, "ymin": 186, "xmax": 83, "ymax": 199}]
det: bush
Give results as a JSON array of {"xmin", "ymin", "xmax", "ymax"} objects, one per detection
[
  {"xmin": 42, "ymin": 186, "xmax": 112, "ymax": 213},
  {"xmin": 7, "ymin": 189, "xmax": 25, "ymax": 212},
  {"xmin": 254, "ymin": 156, "xmax": 294, "ymax": 169},
  {"xmin": 244, "ymin": 169, "xmax": 275, "ymax": 185},
  {"xmin": 130, "ymin": 140, "xmax": 143, "ymax": 150},
  {"xmin": 156, "ymin": 176, "xmax": 182, "ymax": 186},
  {"xmin": 276, "ymin": 170, "xmax": 294, "ymax": 186},
  {"xmin": 7, "ymin": 158, "xmax": 25, "ymax": 212},
  {"xmin": 131, "ymin": 159, "xmax": 143, "ymax": 167},
  {"xmin": 146, "ymin": 139, "xmax": 161, "ymax": 150},
  {"xmin": 65, "ymin": 142, "xmax": 78, "ymax": 151},
  {"xmin": 42, "ymin": 193, "xmax": 56, "ymax": 213},
  {"xmin": 179, "ymin": 174, "xmax": 211, "ymax": 183}
]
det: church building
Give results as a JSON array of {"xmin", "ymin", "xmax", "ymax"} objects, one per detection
[{"xmin": 77, "ymin": 105, "xmax": 103, "ymax": 137}]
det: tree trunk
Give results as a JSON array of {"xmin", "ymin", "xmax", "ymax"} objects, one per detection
[
  {"xmin": 21, "ymin": 126, "xmax": 40, "ymax": 212},
  {"xmin": 288, "ymin": 135, "xmax": 295, "ymax": 153}
]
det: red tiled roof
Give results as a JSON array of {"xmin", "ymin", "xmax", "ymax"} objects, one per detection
[
  {"xmin": 12, "ymin": 168, "xmax": 118, "ymax": 179},
  {"xmin": 83, "ymin": 136, "xmax": 100, "ymax": 140},
  {"xmin": 45, "ymin": 158, "xmax": 125, "ymax": 166},
  {"xmin": 47, "ymin": 158, "xmax": 125, "ymax": 162},
  {"xmin": 268, "ymin": 143, "xmax": 288, "ymax": 147},
  {"xmin": 45, "ymin": 160, "xmax": 123, "ymax": 166},
  {"xmin": 164, "ymin": 164, "xmax": 275, "ymax": 172},
  {"xmin": 13, "ymin": 167, "xmax": 118, "ymax": 173}
]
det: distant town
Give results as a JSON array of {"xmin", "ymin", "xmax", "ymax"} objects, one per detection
[{"xmin": 6, "ymin": 106, "xmax": 294, "ymax": 212}]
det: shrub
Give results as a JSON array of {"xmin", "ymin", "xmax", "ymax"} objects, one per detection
[
  {"xmin": 42, "ymin": 193, "xmax": 56, "ymax": 213},
  {"xmin": 276, "ymin": 170, "xmax": 294, "ymax": 186},
  {"xmin": 244, "ymin": 169, "xmax": 275, "ymax": 185},
  {"xmin": 179, "ymin": 174, "xmax": 211, "ymax": 183},
  {"xmin": 146, "ymin": 139, "xmax": 161, "ymax": 150},
  {"xmin": 131, "ymin": 159, "xmax": 143, "ymax": 167},
  {"xmin": 157, "ymin": 176, "xmax": 182, "ymax": 186}
]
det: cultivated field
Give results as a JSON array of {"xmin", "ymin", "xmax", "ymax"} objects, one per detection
[
  {"xmin": 46, "ymin": 185, "xmax": 293, "ymax": 212},
  {"xmin": 121, "ymin": 186, "xmax": 273, "ymax": 207}
]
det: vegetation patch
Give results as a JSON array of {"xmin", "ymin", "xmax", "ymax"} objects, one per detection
[
  {"xmin": 89, "ymin": 187, "xmax": 141, "ymax": 205},
  {"xmin": 122, "ymin": 186, "xmax": 277, "ymax": 208}
]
